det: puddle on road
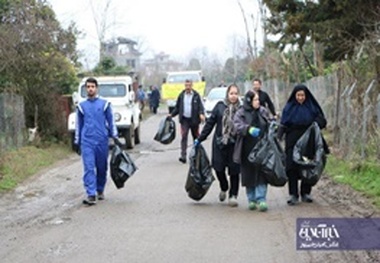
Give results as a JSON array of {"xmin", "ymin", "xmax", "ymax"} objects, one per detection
[
  {"xmin": 139, "ymin": 149, "xmax": 165, "ymax": 154},
  {"xmin": 139, "ymin": 147, "xmax": 181, "ymax": 154},
  {"xmin": 45, "ymin": 217, "xmax": 72, "ymax": 225},
  {"xmin": 16, "ymin": 189, "xmax": 44, "ymax": 199}
]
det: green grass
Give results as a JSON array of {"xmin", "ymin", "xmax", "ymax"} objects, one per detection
[
  {"xmin": 326, "ymin": 155, "xmax": 380, "ymax": 207},
  {"xmin": 0, "ymin": 143, "xmax": 72, "ymax": 193}
]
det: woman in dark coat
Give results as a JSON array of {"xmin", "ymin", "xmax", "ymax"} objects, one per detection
[
  {"xmin": 196, "ymin": 84, "xmax": 241, "ymax": 207},
  {"xmin": 278, "ymin": 84, "xmax": 328, "ymax": 205},
  {"xmin": 233, "ymin": 90, "xmax": 270, "ymax": 211},
  {"xmin": 149, "ymin": 85, "xmax": 160, "ymax": 114}
]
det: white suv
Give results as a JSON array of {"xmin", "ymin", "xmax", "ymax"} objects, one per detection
[{"xmin": 68, "ymin": 76, "xmax": 141, "ymax": 149}]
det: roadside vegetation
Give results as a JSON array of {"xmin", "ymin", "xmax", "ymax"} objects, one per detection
[
  {"xmin": 326, "ymin": 156, "xmax": 380, "ymax": 208},
  {"xmin": 0, "ymin": 143, "xmax": 72, "ymax": 193}
]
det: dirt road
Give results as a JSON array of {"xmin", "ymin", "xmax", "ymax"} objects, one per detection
[{"xmin": 0, "ymin": 110, "xmax": 379, "ymax": 263}]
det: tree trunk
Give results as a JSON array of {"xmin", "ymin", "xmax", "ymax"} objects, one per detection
[{"xmin": 237, "ymin": 0, "xmax": 254, "ymax": 61}]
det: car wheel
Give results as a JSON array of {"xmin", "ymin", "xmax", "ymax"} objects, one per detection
[
  {"xmin": 134, "ymin": 123, "xmax": 141, "ymax": 144},
  {"xmin": 70, "ymin": 132, "xmax": 76, "ymax": 151},
  {"xmin": 124, "ymin": 124, "xmax": 135, "ymax": 149}
]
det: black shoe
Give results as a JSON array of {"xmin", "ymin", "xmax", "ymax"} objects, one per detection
[
  {"xmin": 97, "ymin": 192, "xmax": 105, "ymax": 201},
  {"xmin": 301, "ymin": 194, "xmax": 313, "ymax": 203},
  {"xmin": 179, "ymin": 157, "xmax": 186, "ymax": 164},
  {"xmin": 83, "ymin": 196, "xmax": 96, "ymax": 206},
  {"xmin": 287, "ymin": 195, "xmax": 298, "ymax": 206}
]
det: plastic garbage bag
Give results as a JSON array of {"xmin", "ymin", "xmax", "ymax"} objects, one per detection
[
  {"xmin": 154, "ymin": 117, "xmax": 176, "ymax": 144},
  {"xmin": 185, "ymin": 144, "xmax": 215, "ymax": 201},
  {"xmin": 110, "ymin": 145, "xmax": 138, "ymax": 189},
  {"xmin": 248, "ymin": 122, "xmax": 287, "ymax": 187},
  {"xmin": 293, "ymin": 122, "xmax": 326, "ymax": 186}
]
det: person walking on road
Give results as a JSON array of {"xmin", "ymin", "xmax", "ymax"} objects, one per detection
[
  {"xmin": 74, "ymin": 77, "xmax": 122, "ymax": 206},
  {"xmin": 169, "ymin": 79, "xmax": 205, "ymax": 164},
  {"xmin": 233, "ymin": 90, "xmax": 270, "ymax": 212},
  {"xmin": 194, "ymin": 84, "xmax": 241, "ymax": 206},
  {"xmin": 277, "ymin": 84, "xmax": 328, "ymax": 205},
  {"xmin": 252, "ymin": 78, "xmax": 278, "ymax": 119},
  {"xmin": 137, "ymin": 85, "xmax": 146, "ymax": 112},
  {"xmin": 150, "ymin": 85, "xmax": 160, "ymax": 114}
]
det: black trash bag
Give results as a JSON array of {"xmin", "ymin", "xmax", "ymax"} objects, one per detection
[
  {"xmin": 293, "ymin": 122, "xmax": 326, "ymax": 186},
  {"xmin": 185, "ymin": 144, "xmax": 215, "ymax": 201},
  {"xmin": 248, "ymin": 122, "xmax": 287, "ymax": 187},
  {"xmin": 110, "ymin": 145, "xmax": 138, "ymax": 189},
  {"xmin": 154, "ymin": 117, "xmax": 176, "ymax": 145}
]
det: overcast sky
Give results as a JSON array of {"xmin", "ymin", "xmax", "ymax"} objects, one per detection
[{"xmin": 47, "ymin": 0, "xmax": 263, "ymax": 69}]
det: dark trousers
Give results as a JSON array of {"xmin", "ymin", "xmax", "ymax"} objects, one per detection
[
  {"xmin": 216, "ymin": 171, "xmax": 239, "ymax": 197},
  {"xmin": 287, "ymin": 168, "xmax": 312, "ymax": 198},
  {"xmin": 139, "ymin": 100, "xmax": 145, "ymax": 112},
  {"xmin": 180, "ymin": 118, "xmax": 199, "ymax": 158}
]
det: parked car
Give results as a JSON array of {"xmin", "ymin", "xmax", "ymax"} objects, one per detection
[
  {"xmin": 67, "ymin": 76, "xmax": 141, "ymax": 150},
  {"xmin": 203, "ymin": 87, "xmax": 228, "ymax": 118}
]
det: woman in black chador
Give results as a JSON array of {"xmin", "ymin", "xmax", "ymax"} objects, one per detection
[
  {"xmin": 195, "ymin": 84, "xmax": 241, "ymax": 207},
  {"xmin": 278, "ymin": 84, "xmax": 328, "ymax": 205}
]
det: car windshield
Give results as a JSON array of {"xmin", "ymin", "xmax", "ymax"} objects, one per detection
[
  {"xmin": 81, "ymin": 84, "xmax": 127, "ymax": 97},
  {"xmin": 207, "ymin": 88, "xmax": 227, "ymax": 100},
  {"xmin": 167, "ymin": 73, "xmax": 201, "ymax": 83}
]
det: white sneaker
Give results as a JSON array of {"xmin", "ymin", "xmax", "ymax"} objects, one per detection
[
  {"xmin": 219, "ymin": 191, "xmax": 227, "ymax": 202},
  {"xmin": 228, "ymin": 196, "xmax": 238, "ymax": 207}
]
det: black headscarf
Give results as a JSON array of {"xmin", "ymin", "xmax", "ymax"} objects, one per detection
[
  {"xmin": 281, "ymin": 84, "xmax": 324, "ymax": 127},
  {"xmin": 243, "ymin": 90, "xmax": 256, "ymax": 110},
  {"xmin": 243, "ymin": 90, "xmax": 263, "ymax": 126}
]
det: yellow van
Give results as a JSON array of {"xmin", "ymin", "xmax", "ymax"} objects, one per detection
[{"xmin": 161, "ymin": 70, "xmax": 206, "ymax": 113}]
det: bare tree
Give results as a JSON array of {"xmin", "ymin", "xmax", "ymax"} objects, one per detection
[
  {"xmin": 257, "ymin": 0, "xmax": 267, "ymax": 47},
  {"xmin": 237, "ymin": 0, "xmax": 254, "ymax": 61},
  {"xmin": 251, "ymin": 13, "xmax": 260, "ymax": 58},
  {"xmin": 89, "ymin": 0, "xmax": 118, "ymax": 59}
]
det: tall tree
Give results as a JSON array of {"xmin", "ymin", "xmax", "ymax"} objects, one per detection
[
  {"xmin": 0, "ymin": 0, "xmax": 79, "ymax": 140},
  {"xmin": 264, "ymin": 0, "xmax": 379, "ymax": 68}
]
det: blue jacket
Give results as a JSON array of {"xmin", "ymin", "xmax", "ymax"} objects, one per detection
[{"xmin": 75, "ymin": 96, "xmax": 118, "ymax": 146}]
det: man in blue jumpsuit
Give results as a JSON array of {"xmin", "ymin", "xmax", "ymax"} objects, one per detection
[{"xmin": 74, "ymin": 77, "xmax": 120, "ymax": 206}]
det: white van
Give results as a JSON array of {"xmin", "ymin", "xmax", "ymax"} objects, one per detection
[{"xmin": 67, "ymin": 76, "xmax": 141, "ymax": 149}]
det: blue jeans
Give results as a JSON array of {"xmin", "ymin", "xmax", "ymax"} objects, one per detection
[{"xmin": 246, "ymin": 184, "xmax": 267, "ymax": 203}]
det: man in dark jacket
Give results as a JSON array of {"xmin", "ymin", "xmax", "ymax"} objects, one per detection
[
  {"xmin": 169, "ymin": 79, "xmax": 205, "ymax": 163},
  {"xmin": 252, "ymin": 78, "xmax": 277, "ymax": 119}
]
